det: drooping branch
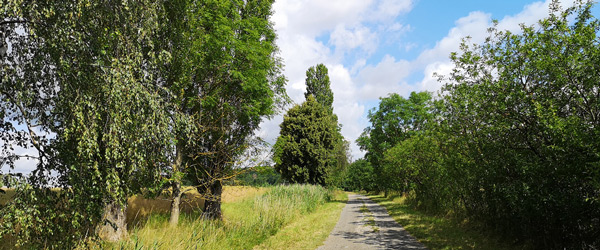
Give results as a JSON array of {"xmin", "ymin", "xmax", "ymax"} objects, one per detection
[
  {"xmin": 0, "ymin": 18, "xmax": 28, "ymax": 27},
  {"xmin": 0, "ymin": 90, "xmax": 46, "ymax": 160}
]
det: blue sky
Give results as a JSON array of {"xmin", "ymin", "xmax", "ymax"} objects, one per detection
[{"xmin": 257, "ymin": 0, "xmax": 600, "ymax": 161}]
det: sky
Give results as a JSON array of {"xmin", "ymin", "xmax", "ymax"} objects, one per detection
[{"xmin": 256, "ymin": 0, "xmax": 599, "ymax": 162}]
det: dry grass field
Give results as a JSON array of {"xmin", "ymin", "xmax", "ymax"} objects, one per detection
[{"xmin": 127, "ymin": 186, "xmax": 265, "ymax": 228}]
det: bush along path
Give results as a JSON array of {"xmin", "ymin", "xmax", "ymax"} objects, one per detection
[{"xmin": 318, "ymin": 194, "xmax": 427, "ymax": 249}]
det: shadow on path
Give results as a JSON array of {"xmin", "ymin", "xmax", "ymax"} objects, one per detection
[{"xmin": 318, "ymin": 194, "xmax": 427, "ymax": 250}]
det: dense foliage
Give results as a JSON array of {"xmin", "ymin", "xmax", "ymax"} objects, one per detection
[
  {"xmin": 2, "ymin": 1, "xmax": 175, "ymax": 246},
  {"xmin": 343, "ymin": 159, "xmax": 375, "ymax": 192},
  {"xmin": 233, "ymin": 166, "xmax": 282, "ymax": 187},
  {"xmin": 358, "ymin": 1, "xmax": 600, "ymax": 248},
  {"xmin": 273, "ymin": 96, "xmax": 339, "ymax": 185},
  {"xmin": 356, "ymin": 91, "xmax": 435, "ymax": 193},
  {"xmin": 274, "ymin": 64, "xmax": 348, "ymax": 187},
  {"xmin": 0, "ymin": 0, "xmax": 286, "ymax": 247},
  {"xmin": 439, "ymin": 2, "xmax": 600, "ymax": 246},
  {"xmin": 172, "ymin": 0, "xmax": 287, "ymax": 220},
  {"xmin": 304, "ymin": 64, "xmax": 334, "ymax": 112}
]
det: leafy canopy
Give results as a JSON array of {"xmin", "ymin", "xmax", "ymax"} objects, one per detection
[
  {"xmin": 304, "ymin": 64, "xmax": 333, "ymax": 112},
  {"xmin": 274, "ymin": 96, "xmax": 339, "ymax": 185}
]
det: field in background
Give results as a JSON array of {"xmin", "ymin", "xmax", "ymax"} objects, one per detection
[
  {"xmin": 3, "ymin": 185, "xmax": 344, "ymax": 249},
  {"xmin": 127, "ymin": 186, "xmax": 265, "ymax": 229}
]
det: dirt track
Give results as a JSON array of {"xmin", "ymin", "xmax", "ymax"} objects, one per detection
[{"xmin": 317, "ymin": 194, "xmax": 427, "ymax": 250}]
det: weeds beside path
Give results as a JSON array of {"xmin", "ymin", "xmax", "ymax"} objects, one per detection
[
  {"xmin": 368, "ymin": 194, "xmax": 531, "ymax": 250},
  {"xmin": 254, "ymin": 190, "xmax": 348, "ymax": 250}
]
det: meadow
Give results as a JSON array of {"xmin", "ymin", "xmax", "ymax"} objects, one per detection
[{"xmin": 102, "ymin": 184, "xmax": 346, "ymax": 249}]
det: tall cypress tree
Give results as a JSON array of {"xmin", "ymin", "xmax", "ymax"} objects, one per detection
[
  {"xmin": 273, "ymin": 95, "xmax": 338, "ymax": 185},
  {"xmin": 305, "ymin": 63, "xmax": 334, "ymax": 112}
]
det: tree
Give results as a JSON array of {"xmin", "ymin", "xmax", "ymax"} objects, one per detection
[
  {"xmin": 273, "ymin": 96, "xmax": 339, "ymax": 185},
  {"xmin": 1, "ymin": 1, "xmax": 175, "ymax": 246},
  {"xmin": 1, "ymin": 4, "xmax": 57, "ymax": 181},
  {"xmin": 326, "ymin": 138, "xmax": 351, "ymax": 188},
  {"xmin": 344, "ymin": 159, "xmax": 375, "ymax": 192},
  {"xmin": 184, "ymin": 0, "xmax": 287, "ymax": 220},
  {"xmin": 382, "ymin": 132, "xmax": 452, "ymax": 212},
  {"xmin": 151, "ymin": 0, "xmax": 196, "ymax": 227},
  {"xmin": 304, "ymin": 64, "xmax": 333, "ymax": 112},
  {"xmin": 304, "ymin": 63, "xmax": 349, "ymax": 187},
  {"xmin": 437, "ymin": 1, "xmax": 600, "ymax": 247},
  {"xmin": 275, "ymin": 63, "xmax": 348, "ymax": 187},
  {"xmin": 357, "ymin": 91, "xmax": 434, "ymax": 194}
]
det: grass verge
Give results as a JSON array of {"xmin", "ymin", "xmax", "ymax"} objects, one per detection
[
  {"xmin": 106, "ymin": 184, "xmax": 333, "ymax": 249},
  {"xmin": 368, "ymin": 194, "xmax": 531, "ymax": 250},
  {"xmin": 254, "ymin": 190, "xmax": 348, "ymax": 250}
]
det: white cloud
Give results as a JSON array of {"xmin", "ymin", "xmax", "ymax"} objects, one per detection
[
  {"xmin": 330, "ymin": 24, "xmax": 378, "ymax": 55},
  {"xmin": 350, "ymin": 59, "xmax": 367, "ymax": 74},
  {"xmin": 419, "ymin": 61, "xmax": 452, "ymax": 94},
  {"xmin": 328, "ymin": 65, "xmax": 367, "ymax": 162},
  {"xmin": 414, "ymin": 0, "xmax": 577, "ymax": 93},
  {"xmin": 273, "ymin": 0, "xmax": 373, "ymax": 37},
  {"xmin": 496, "ymin": 0, "xmax": 577, "ymax": 32},
  {"xmin": 388, "ymin": 22, "xmax": 411, "ymax": 33},
  {"xmin": 367, "ymin": 0, "xmax": 413, "ymax": 22},
  {"xmin": 257, "ymin": 116, "xmax": 284, "ymax": 150},
  {"xmin": 415, "ymin": 11, "xmax": 491, "ymax": 68},
  {"xmin": 1, "ymin": 145, "xmax": 39, "ymax": 174},
  {"xmin": 356, "ymin": 55, "xmax": 414, "ymax": 100}
]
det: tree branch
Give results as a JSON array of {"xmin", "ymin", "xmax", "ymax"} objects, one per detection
[
  {"xmin": 0, "ymin": 18, "xmax": 28, "ymax": 27},
  {"xmin": 0, "ymin": 90, "xmax": 46, "ymax": 159}
]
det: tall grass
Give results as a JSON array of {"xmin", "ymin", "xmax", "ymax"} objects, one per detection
[
  {"xmin": 109, "ymin": 184, "xmax": 332, "ymax": 249},
  {"xmin": 252, "ymin": 184, "xmax": 331, "ymax": 230}
]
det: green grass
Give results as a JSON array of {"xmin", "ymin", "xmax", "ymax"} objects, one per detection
[
  {"xmin": 104, "ymin": 184, "xmax": 334, "ymax": 249},
  {"xmin": 254, "ymin": 190, "xmax": 348, "ymax": 250},
  {"xmin": 368, "ymin": 194, "xmax": 531, "ymax": 250},
  {"xmin": 359, "ymin": 203, "xmax": 378, "ymax": 232}
]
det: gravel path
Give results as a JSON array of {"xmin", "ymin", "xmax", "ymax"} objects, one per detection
[{"xmin": 317, "ymin": 194, "xmax": 427, "ymax": 250}]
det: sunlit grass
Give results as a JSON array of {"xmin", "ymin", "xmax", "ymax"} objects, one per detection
[
  {"xmin": 255, "ymin": 190, "xmax": 348, "ymax": 250},
  {"xmin": 368, "ymin": 194, "xmax": 532, "ymax": 250},
  {"xmin": 106, "ymin": 184, "xmax": 333, "ymax": 249}
]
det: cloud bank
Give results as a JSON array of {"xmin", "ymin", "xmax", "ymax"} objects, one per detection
[{"xmin": 259, "ymin": 0, "xmax": 577, "ymax": 161}]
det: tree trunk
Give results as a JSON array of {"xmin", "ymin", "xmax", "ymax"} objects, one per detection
[
  {"xmin": 169, "ymin": 144, "xmax": 184, "ymax": 227},
  {"xmin": 97, "ymin": 201, "xmax": 127, "ymax": 242},
  {"xmin": 169, "ymin": 181, "xmax": 182, "ymax": 227},
  {"xmin": 202, "ymin": 179, "xmax": 222, "ymax": 220}
]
